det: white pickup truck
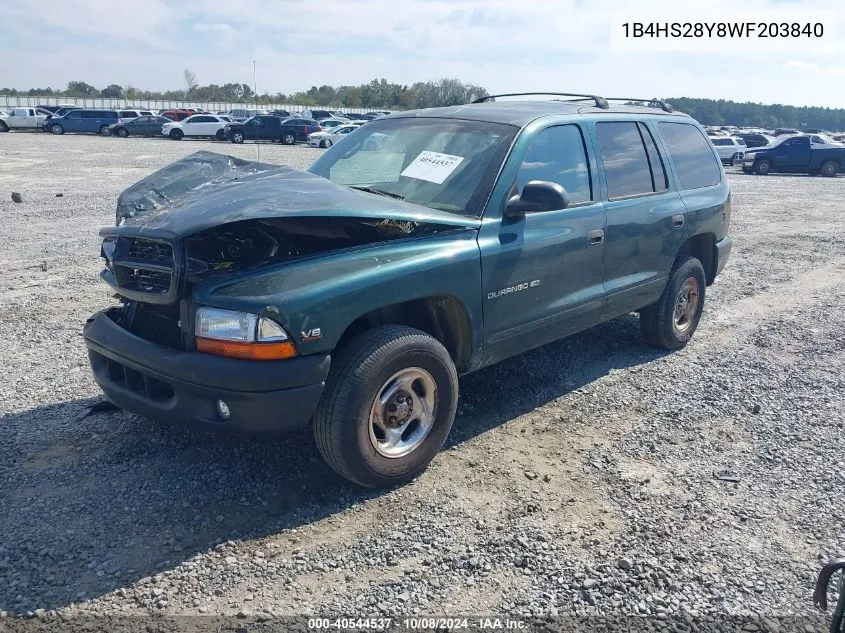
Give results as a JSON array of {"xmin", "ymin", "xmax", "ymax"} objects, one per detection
[{"xmin": 0, "ymin": 107, "xmax": 50, "ymax": 132}]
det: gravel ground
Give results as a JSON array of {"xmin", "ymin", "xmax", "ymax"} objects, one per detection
[{"xmin": 0, "ymin": 131, "xmax": 844, "ymax": 630}]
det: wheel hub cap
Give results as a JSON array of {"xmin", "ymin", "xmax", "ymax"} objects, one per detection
[
  {"xmin": 369, "ymin": 367, "xmax": 437, "ymax": 459},
  {"xmin": 673, "ymin": 277, "xmax": 699, "ymax": 333}
]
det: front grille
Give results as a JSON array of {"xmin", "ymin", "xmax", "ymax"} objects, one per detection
[
  {"xmin": 127, "ymin": 238, "xmax": 172, "ymax": 265},
  {"xmin": 128, "ymin": 302, "xmax": 184, "ymax": 349},
  {"xmin": 113, "ymin": 237, "xmax": 175, "ymax": 297},
  {"xmin": 91, "ymin": 351, "xmax": 175, "ymax": 402},
  {"xmin": 128, "ymin": 269, "xmax": 171, "ymax": 294}
]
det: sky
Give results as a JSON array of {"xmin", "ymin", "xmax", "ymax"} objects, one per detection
[{"xmin": 2, "ymin": 0, "xmax": 844, "ymax": 108}]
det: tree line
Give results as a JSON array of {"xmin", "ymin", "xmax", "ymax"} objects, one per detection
[
  {"xmin": 1, "ymin": 74, "xmax": 489, "ymax": 110},
  {"xmin": 3, "ymin": 74, "xmax": 843, "ymax": 129},
  {"xmin": 662, "ymin": 97, "xmax": 845, "ymax": 131}
]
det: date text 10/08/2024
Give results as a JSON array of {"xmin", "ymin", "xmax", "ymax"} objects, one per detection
[{"xmin": 307, "ymin": 617, "xmax": 528, "ymax": 630}]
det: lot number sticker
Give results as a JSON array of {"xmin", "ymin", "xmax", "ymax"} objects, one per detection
[{"xmin": 400, "ymin": 151, "xmax": 465, "ymax": 184}]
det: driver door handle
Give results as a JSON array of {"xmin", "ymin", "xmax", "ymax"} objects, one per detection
[{"xmin": 587, "ymin": 229, "xmax": 604, "ymax": 246}]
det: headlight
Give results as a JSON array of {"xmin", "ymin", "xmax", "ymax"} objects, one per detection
[
  {"xmin": 194, "ymin": 308, "xmax": 296, "ymax": 360},
  {"xmin": 745, "ymin": 152, "xmax": 756, "ymax": 160}
]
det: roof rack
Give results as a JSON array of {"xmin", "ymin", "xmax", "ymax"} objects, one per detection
[
  {"xmin": 471, "ymin": 92, "xmax": 609, "ymax": 110},
  {"xmin": 602, "ymin": 97, "xmax": 674, "ymax": 113}
]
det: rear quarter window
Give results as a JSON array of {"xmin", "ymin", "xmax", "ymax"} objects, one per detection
[{"xmin": 658, "ymin": 122, "xmax": 722, "ymax": 189}]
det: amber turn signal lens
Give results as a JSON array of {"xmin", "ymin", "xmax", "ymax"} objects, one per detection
[{"xmin": 195, "ymin": 337, "xmax": 298, "ymax": 360}]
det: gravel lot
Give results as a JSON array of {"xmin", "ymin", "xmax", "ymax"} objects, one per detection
[{"xmin": 1, "ymin": 132, "xmax": 844, "ymax": 630}]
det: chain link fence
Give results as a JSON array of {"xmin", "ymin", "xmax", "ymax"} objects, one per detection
[{"xmin": 0, "ymin": 95, "xmax": 373, "ymax": 114}]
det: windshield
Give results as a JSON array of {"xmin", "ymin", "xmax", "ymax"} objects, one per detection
[{"xmin": 308, "ymin": 117, "xmax": 517, "ymax": 216}]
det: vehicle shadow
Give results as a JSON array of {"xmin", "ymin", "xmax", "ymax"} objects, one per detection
[{"xmin": 0, "ymin": 313, "xmax": 665, "ymax": 615}]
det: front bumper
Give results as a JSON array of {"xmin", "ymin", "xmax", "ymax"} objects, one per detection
[
  {"xmin": 83, "ymin": 309, "xmax": 330, "ymax": 433},
  {"xmin": 715, "ymin": 236, "xmax": 733, "ymax": 276}
]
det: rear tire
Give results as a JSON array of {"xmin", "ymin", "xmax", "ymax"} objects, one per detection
[
  {"xmin": 0, "ymin": 121, "xmax": 8, "ymax": 132},
  {"xmin": 99, "ymin": 125, "xmax": 111, "ymax": 136},
  {"xmin": 820, "ymin": 160, "xmax": 839, "ymax": 177},
  {"xmin": 755, "ymin": 159, "xmax": 772, "ymax": 175},
  {"xmin": 313, "ymin": 325, "xmax": 458, "ymax": 488},
  {"xmin": 640, "ymin": 257, "xmax": 707, "ymax": 350},
  {"xmin": 169, "ymin": 129, "xmax": 183, "ymax": 140},
  {"xmin": 281, "ymin": 132, "xmax": 296, "ymax": 145}
]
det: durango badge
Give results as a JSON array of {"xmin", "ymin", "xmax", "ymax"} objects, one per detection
[{"xmin": 301, "ymin": 328, "xmax": 322, "ymax": 342}]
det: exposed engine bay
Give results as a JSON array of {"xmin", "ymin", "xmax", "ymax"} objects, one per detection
[{"xmin": 183, "ymin": 216, "xmax": 449, "ymax": 279}]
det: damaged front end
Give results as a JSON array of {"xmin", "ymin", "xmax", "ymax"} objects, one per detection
[{"xmin": 98, "ymin": 151, "xmax": 479, "ymax": 352}]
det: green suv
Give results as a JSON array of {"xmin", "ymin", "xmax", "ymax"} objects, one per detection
[{"xmin": 83, "ymin": 92, "xmax": 733, "ymax": 488}]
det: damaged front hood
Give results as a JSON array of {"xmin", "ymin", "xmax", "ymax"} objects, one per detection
[{"xmin": 115, "ymin": 151, "xmax": 481, "ymax": 237}]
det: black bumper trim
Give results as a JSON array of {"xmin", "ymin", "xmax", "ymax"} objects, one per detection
[{"xmin": 83, "ymin": 309, "xmax": 330, "ymax": 432}]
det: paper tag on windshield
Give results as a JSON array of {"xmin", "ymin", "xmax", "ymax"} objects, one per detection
[{"xmin": 400, "ymin": 151, "xmax": 464, "ymax": 184}]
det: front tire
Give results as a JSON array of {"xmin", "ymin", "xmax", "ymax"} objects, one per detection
[
  {"xmin": 640, "ymin": 257, "xmax": 707, "ymax": 350},
  {"xmin": 232, "ymin": 131, "xmax": 244, "ymax": 144},
  {"xmin": 281, "ymin": 132, "xmax": 296, "ymax": 145},
  {"xmin": 169, "ymin": 129, "xmax": 183, "ymax": 140},
  {"xmin": 755, "ymin": 159, "xmax": 772, "ymax": 175},
  {"xmin": 313, "ymin": 326, "xmax": 458, "ymax": 488},
  {"xmin": 100, "ymin": 125, "xmax": 111, "ymax": 136},
  {"xmin": 820, "ymin": 160, "xmax": 839, "ymax": 177},
  {"xmin": 51, "ymin": 124, "xmax": 64, "ymax": 135},
  {"xmin": 0, "ymin": 122, "xmax": 8, "ymax": 132},
  {"xmin": 116, "ymin": 128, "xmax": 128, "ymax": 138}
]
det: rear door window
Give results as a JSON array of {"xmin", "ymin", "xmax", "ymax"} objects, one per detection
[
  {"xmin": 638, "ymin": 122, "xmax": 668, "ymax": 192},
  {"xmin": 595, "ymin": 121, "xmax": 657, "ymax": 199},
  {"xmin": 657, "ymin": 122, "xmax": 722, "ymax": 189}
]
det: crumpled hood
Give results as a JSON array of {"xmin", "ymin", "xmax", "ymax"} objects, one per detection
[{"xmin": 115, "ymin": 151, "xmax": 481, "ymax": 237}]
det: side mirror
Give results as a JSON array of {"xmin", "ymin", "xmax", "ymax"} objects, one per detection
[{"xmin": 504, "ymin": 181, "xmax": 569, "ymax": 218}]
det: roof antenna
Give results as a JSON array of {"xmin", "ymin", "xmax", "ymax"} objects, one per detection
[{"xmin": 253, "ymin": 59, "xmax": 259, "ymax": 163}]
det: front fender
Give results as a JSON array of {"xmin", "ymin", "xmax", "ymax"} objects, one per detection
[{"xmin": 193, "ymin": 230, "xmax": 484, "ymax": 358}]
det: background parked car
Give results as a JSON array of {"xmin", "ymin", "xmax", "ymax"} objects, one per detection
[
  {"xmin": 161, "ymin": 114, "xmax": 231, "ymax": 140},
  {"xmin": 108, "ymin": 115, "xmax": 172, "ymax": 138},
  {"xmin": 36, "ymin": 104, "xmax": 73, "ymax": 113},
  {"xmin": 710, "ymin": 136, "xmax": 746, "ymax": 165},
  {"xmin": 774, "ymin": 128, "xmax": 801, "ymax": 137},
  {"xmin": 278, "ymin": 117, "xmax": 322, "ymax": 144},
  {"xmin": 118, "ymin": 109, "xmax": 154, "ymax": 120},
  {"xmin": 223, "ymin": 108, "xmax": 269, "ymax": 122},
  {"xmin": 224, "ymin": 115, "xmax": 287, "ymax": 143},
  {"xmin": 159, "ymin": 109, "xmax": 193, "ymax": 122},
  {"xmin": 47, "ymin": 109, "xmax": 121, "ymax": 135},
  {"xmin": 300, "ymin": 109, "xmax": 334, "ymax": 121},
  {"xmin": 317, "ymin": 118, "xmax": 351, "ymax": 129},
  {"xmin": 0, "ymin": 107, "xmax": 50, "ymax": 132},
  {"xmin": 268, "ymin": 109, "xmax": 291, "ymax": 118},
  {"xmin": 736, "ymin": 133, "xmax": 775, "ymax": 148},
  {"xmin": 307, "ymin": 123, "xmax": 361, "ymax": 148}
]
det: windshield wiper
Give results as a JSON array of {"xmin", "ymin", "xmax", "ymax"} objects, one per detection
[{"xmin": 348, "ymin": 186, "xmax": 405, "ymax": 200}]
